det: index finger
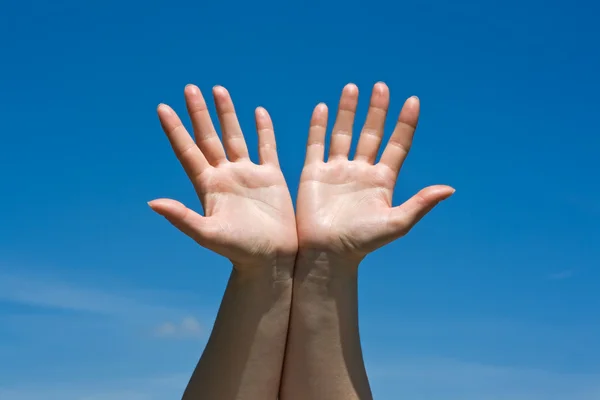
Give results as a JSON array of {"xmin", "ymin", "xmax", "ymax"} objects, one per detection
[
  {"xmin": 157, "ymin": 104, "xmax": 210, "ymax": 180},
  {"xmin": 378, "ymin": 96, "xmax": 419, "ymax": 176},
  {"xmin": 184, "ymin": 85, "xmax": 227, "ymax": 166}
]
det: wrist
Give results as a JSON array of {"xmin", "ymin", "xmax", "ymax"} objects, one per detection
[
  {"xmin": 295, "ymin": 249, "xmax": 360, "ymax": 280},
  {"xmin": 233, "ymin": 252, "xmax": 297, "ymax": 282},
  {"xmin": 292, "ymin": 249, "xmax": 360, "ymax": 320}
]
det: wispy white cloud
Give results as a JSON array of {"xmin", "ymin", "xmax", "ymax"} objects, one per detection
[
  {"xmin": 0, "ymin": 268, "xmax": 214, "ymax": 347},
  {"xmin": 155, "ymin": 316, "xmax": 203, "ymax": 339},
  {"xmin": 0, "ymin": 268, "xmax": 205, "ymax": 399},
  {"xmin": 0, "ymin": 270, "xmax": 191, "ymax": 320}
]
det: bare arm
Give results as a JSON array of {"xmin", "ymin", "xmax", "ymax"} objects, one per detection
[
  {"xmin": 283, "ymin": 251, "xmax": 370, "ymax": 399},
  {"xmin": 280, "ymin": 83, "xmax": 454, "ymax": 399},
  {"xmin": 150, "ymin": 84, "xmax": 297, "ymax": 399},
  {"xmin": 182, "ymin": 262, "xmax": 293, "ymax": 399}
]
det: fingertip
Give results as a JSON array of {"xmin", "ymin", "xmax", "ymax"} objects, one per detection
[
  {"xmin": 398, "ymin": 96, "xmax": 420, "ymax": 127},
  {"xmin": 374, "ymin": 81, "xmax": 389, "ymax": 94},
  {"xmin": 438, "ymin": 185, "xmax": 456, "ymax": 199},
  {"xmin": 147, "ymin": 198, "xmax": 186, "ymax": 214},
  {"xmin": 440, "ymin": 189, "xmax": 455, "ymax": 202},
  {"xmin": 157, "ymin": 103, "xmax": 172, "ymax": 115},
  {"xmin": 311, "ymin": 103, "xmax": 328, "ymax": 124},
  {"xmin": 255, "ymin": 107, "xmax": 273, "ymax": 131},
  {"xmin": 184, "ymin": 84, "xmax": 200, "ymax": 96},
  {"xmin": 212, "ymin": 85, "xmax": 228, "ymax": 98},
  {"xmin": 406, "ymin": 95, "xmax": 420, "ymax": 107},
  {"xmin": 344, "ymin": 83, "xmax": 359, "ymax": 96},
  {"xmin": 148, "ymin": 200, "xmax": 164, "ymax": 216},
  {"xmin": 147, "ymin": 198, "xmax": 167, "ymax": 213},
  {"xmin": 256, "ymin": 106, "xmax": 268, "ymax": 118},
  {"xmin": 421, "ymin": 185, "xmax": 456, "ymax": 202},
  {"xmin": 315, "ymin": 102, "xmax": 327, "ymax": 114}
]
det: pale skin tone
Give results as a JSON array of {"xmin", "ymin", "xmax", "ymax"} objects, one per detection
[
  {"xmin": 150, "ymin": 82, "xmax": 453, "ymax": 399},
  {"xmin": 280, "ymin": 82, "xmax": 454, "ymax": 399},
  {"xmin": 150, "ymin": 85, "xmax": 297, "ymax": 268},
  {"xmin": 297, "ymin": 83, "xmax": 454, "ymax": 258},
  {"xmin": 149, "ymin": 84, "xmax": 297, "ymax": 399}
]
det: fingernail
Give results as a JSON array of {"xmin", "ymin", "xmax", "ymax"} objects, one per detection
[
  {"xmin": 157, "ymin": 104, "xmax": 171, "ymax": 114},
  {"xmin": 345, "ymin": 83, "xmax": 358, "ymax": 93},
  {"xmin": 185, "ymin": 84, "xmax": 199, "ymax": 94},
  {"xmin": 213, "ymin": 85, "xmax": 227, "ymax": 98},
  {"xmin": 374, "ymin": 82, "xmax": 387, "ymax": 93},
  {"xmin": 442, "ymin": 189, "xmax": 456, "ymax": 200}
]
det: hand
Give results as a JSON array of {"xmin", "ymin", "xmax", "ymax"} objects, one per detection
[
  {"xmin": 296, "ymin": 82, "xmax": 454, "ymax": 263},
  {"xmin": 149, "ymin": 85, "xmax": 298, "ymax": 270}
]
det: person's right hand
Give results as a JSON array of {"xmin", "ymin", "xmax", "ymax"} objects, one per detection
[
  {"xmin": 149, "ymin": 85, "xmax": 298, "ymax": 271},
  {"xmin": 295, "ymin": 82, "xmax": 454, "ymax": 264}
]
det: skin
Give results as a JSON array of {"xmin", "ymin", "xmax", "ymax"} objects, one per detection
[
  {"xmin": 149, "ymin": 84, "xmax": 297, "ymax": 399},
  {"xmin": 280, "ymin": 82, "xmax": 454, "ymax": 399}
]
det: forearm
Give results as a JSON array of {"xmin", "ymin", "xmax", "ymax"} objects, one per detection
[
  {"xmin": 183, "ymin": 259, "xmax": 294, "ymax": 400},
  {"xmin": 280, "ymin": 251, "xmax": 372, "ymax": 400}
]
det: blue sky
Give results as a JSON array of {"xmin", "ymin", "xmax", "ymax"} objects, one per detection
[{"xmin": 1, "ymin": 0, "xmax": 599, "ymax": 398}]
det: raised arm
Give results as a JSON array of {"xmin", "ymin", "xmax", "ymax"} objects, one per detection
[
  {"xmin": 149, "ymin": 85, "xmax": 297, "ymax": 400},
  {"xmin": 280, "ymin": 82, "xmax": 454, "ymax": 399}
]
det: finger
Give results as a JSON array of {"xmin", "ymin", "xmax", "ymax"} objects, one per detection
[
  {"xmin": 305, "ymin": 103, "xmax": 328, "ymax": 164},
  {"xmin": 157, "ymin": 104, "xmax": 210, "ymax": 180},
  {"xmin": 354, "ymin": 82, "xmax": 390, "ymax": 163},
  {"xmin": 148, "ymin": 198, "xmax": 217, "ymax": 248},
  {"xmin": 388, "ymin": 185, "xmax": 455, "ymax": 237},
  {"xmin": 255, "ymin": 107, "xmax": 279, "ymax": 166},
  {"xmin": 328, "ymin": 83, "xmax": 358, "ymax": 160},
  {"xmin": 184, "ymin": 84, "xmax": 227, "ymax": 166},
  {"xmin": 213, "ymin": 86, "xmax": 249, "ymax": 161},
  {"xmin": 379, "ymin": 96, "xmax": 420, "ymax": 175}
]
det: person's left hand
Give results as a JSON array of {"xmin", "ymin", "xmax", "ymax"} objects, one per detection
[{"xmin": 149, "ymin": 85, "xmax": 298, "ymax": 270}]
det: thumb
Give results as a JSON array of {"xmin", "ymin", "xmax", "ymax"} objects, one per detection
[
  {"xmin": 388, "ymin": 185, "xmax": 455, "ymax": 237},
  {"xmin": 148, "ymin": 198, "xmax": 214, "ymax": 246}
]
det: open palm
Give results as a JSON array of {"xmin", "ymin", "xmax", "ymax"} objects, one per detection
[
  {"xmin": 149, "ymin": 85, "xmax": 297, "ymax": 269},
  {"xmin": 296, "ymin": 83, "xmax": 454, "ymax": 262}
]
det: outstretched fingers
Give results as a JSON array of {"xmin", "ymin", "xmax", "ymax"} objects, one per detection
[
  {"xmin": 304, "ymin": 103, "xmax": 329, "ymax": 164},
  {"xmin": 354, "ymin": 82, "xmax": 390, "ymax": 163},
  {"xmin": 213, "ymin": 86, "xmax": 250, "ymax": 162},
  {"xmin": 255, "ymin": 107, "xmax": 279, "ymax": 166},
  {"xmin": 157, "ymin": 104, "xmax": 210, "ymax": 180},
  {"xmin": 379, "ymin": 96, "xmax": 420, "ymax": 175},
  {"xmin": 184, "ymin": 85, "xmax": 227, "ymax": 166},
  {"xmin": 328, "ymin": 84, "xmax": 358, "ymax": 160}
]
